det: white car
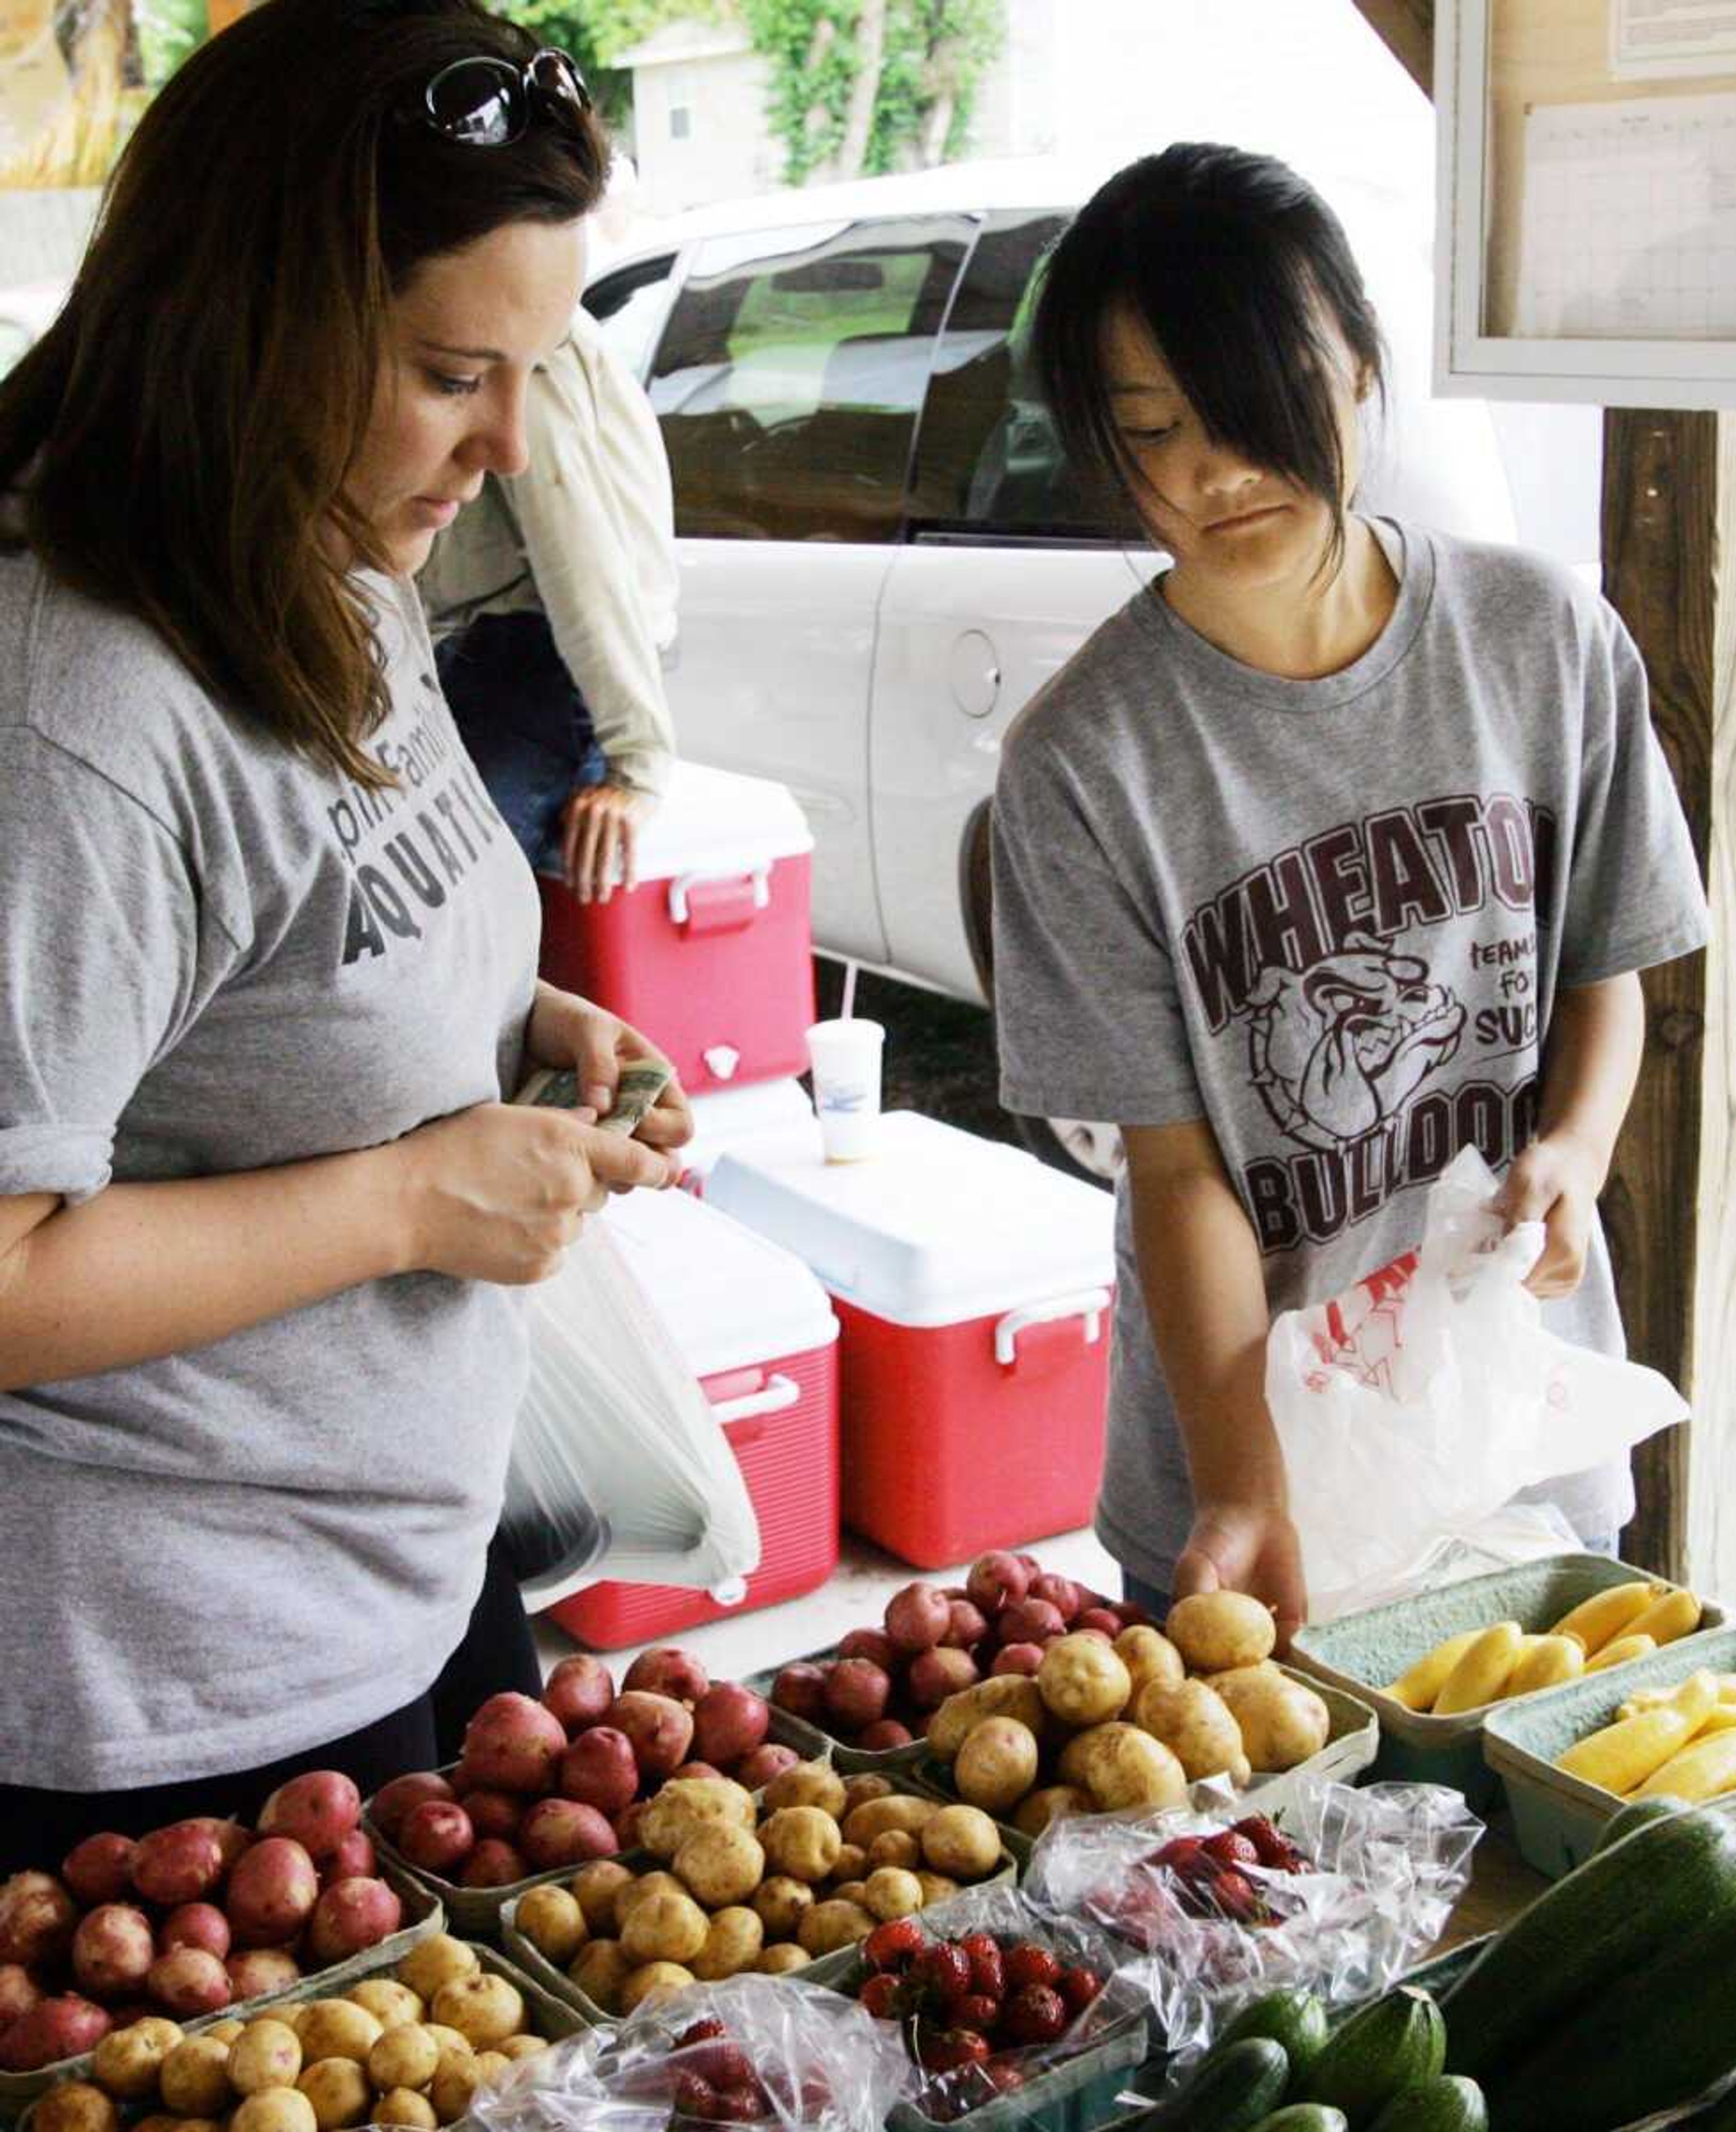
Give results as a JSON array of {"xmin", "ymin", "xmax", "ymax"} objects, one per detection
[{"xmin": 585, "ymin": 156, "xmax": 1580, "ymax": 1171}]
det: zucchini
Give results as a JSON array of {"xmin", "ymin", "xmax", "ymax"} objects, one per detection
[
  {"xmin": 1442, "ymin": 1802, "xmax": 1736, "ymax": 2080},
  {"xmin": 1130, "ymin": 2038, "xmax": 1289, "ymax": 2131},
  {"xmin": 1250, "ymin": 2112, "xmax": 1347, "ymax": 2132},
  {"xmin": 1590, "ymin": 1792, "xmax": 1686, "ymax": 1853},
  {"xmin": 1674, "ymin": 2084, "xmax": 1736, "ymax": 2129},
  {"xmin": 1217, "ymin": 1990, "xmax": 1330, "ymax": 2080},
  {"xmin": 1481, "ymin": 1900, "xmax": 1736, "ymax": 2129},
  {"xmin": 1302, "ymin": 1987, "xmax": 1444, "ymax": 2128},
  {"xmin": 1368, "ymin": 2075, "xmax": 1487, "ymax": 2131}
]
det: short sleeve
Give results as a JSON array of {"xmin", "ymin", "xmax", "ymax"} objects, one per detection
[
  {"xmin": 992, "ymin": 725, "xmax": 1204, "ymax": 1126},
  {"xmin": 0, "ymin": 730, "xmax": 211, "ymax": 1203},
  {"xmin": 1556, "ymin": 604, "xmax": 1709, "ymax": 987}
]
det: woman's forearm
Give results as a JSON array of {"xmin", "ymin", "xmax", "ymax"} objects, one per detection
[
  {"xmin": 0, "ymin": 1146, "xmax": 411, "ymax": 1391},
  {"xmin": 1537, "ymin": 972, "xmax": 1646, "ymax": 1179}
]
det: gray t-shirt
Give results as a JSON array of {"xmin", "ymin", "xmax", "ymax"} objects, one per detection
[
  {"xmin": 994, "ymin": 521, "xmax": 1708, "ymax": 1596},
  {"xmin": 0, "ymin": 552, "xmax": 542, "ymax": 1789}
]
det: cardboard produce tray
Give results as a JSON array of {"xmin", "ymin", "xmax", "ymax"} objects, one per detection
[
  {"xmin": 1482, "ymin": 1625, "xmax": 1736, "ymax": 1878},
  {"xmin": 1288, "ymin": 1554, "xmax": 1724, "ymax": 1810},
  {"xmin": 742, "ymin": 1645, "xmax": 933, "ymax": 1775}
]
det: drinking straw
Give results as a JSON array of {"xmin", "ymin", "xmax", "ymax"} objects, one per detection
[{"xmin": 840, "ymin": 958, "xmax": 858, "ymax": 1021}]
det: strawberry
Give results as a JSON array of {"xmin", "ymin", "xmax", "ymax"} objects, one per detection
[
  {"xmin": 958, "ymin": 1930, "xmax": 1005, "ymax": 2000},
  {"xmin": 1202, "ymin": 1829, "xmax": 1260, "ymax": 1869},
  {"xmin": 917, "ymin": 2025, "xmax": 991, "ymax": 2073},
  {"xmin": 687, "ymin": 2042, "xmax": 754, "ymax": 2092},
  {"xmin": 677, "ymin": 2020, "xmax": 728, "ymax": 2047},
  {"xmin": 859, "ymin": 1972, "xmax": 906, "ymax": 2021},
  {"xmin": 1233, "ymin": 1815, "xmax": 1293, "ymax": 1868},
  {"xmin": 983, "ymin": 2061, "xmax": 1027, "ymax": 2096},
  {"xmin": 947, "ymin": 1992, "xmax": 1000, "ymax": 2033},
  {"xmin": 1207, "ymin": 1869, "xmax": 1264, "ymax": 1922},
  {"xmin": 1001, "ymin": 1983, "xmax": 1069, "ymax": 2045},
  {"xmin": 911, "ymin": 1941, "xmax": 973, "ymax": 2000},
  {"xmin": 1146, "ymin": 1835, "xmax": 1206, "ymax": 1870},
  {"xmin": 1002, "ymin": 1942, "xmax": 1062, "ymax": 1993},
  {"xmin": 1057, "ymin": 1965, "xmax": 1102, "ymax": 2014},
  {"xmin": 672, "ymin": 2071, "xmax": 719, "ymax": 2122},
  {"xmin": 715, "ymin": 2087, "xmax": 768, "ymax": 2123},
  {"xmin": 864, "ymin": 1917, "xmax": 926, "ymax": 1973}
]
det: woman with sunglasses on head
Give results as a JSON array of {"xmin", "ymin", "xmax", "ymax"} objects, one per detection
[
  {"xmin": 0, "ymin": 0, "xmax": 692, "ymax": 1866},
  {"xmin": 992, "ymin": 144, "xmax": 1707, "ymax": 1646}
]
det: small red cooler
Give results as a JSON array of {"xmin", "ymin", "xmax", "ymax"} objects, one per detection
[
  {"xmin": 707, "ymin": 1112, "xmax": 1116, "ymax": 1568},
  {"xmin": 546, "ymin": 1184, "xmax": 841, "ymax": 1649},
  {"xmin": 538, "ymin": 761, "xmax": 816, "ymax": 1095}
]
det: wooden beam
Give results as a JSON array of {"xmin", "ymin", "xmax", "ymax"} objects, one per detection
[
  {"xmin": 1600, "ymin": 412, "xmax": 1722, "ymax": 1579},
  {"xmin": 1350, "ymin": 0, "xmax": 1435, "ymax": 97}
]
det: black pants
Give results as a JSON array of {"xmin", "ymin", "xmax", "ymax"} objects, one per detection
[{"xmin": 0, "ymin": 1538, "xmax": 541, "ymax": 1873}]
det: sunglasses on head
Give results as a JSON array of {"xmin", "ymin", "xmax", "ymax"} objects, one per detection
[{"xmin": 420, "ymin": 48, "xmax": 592, "ymax": 148}]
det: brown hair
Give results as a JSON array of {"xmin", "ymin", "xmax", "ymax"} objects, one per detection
[{"xmin": 0, "ymin": 0, "xmax": 607, "ymax": 784}]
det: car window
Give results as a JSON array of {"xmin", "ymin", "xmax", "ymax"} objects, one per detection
[
  {"xmin": 582, "ymin": 254, "xmax": 677, "ymax": 381},
  {"xmin": 908, "ymin": 209, "xmax": 1128, "ymax": 541},
  {"xmin": 646, "ymin": 216, "xmax": 968, "ymax": 542}
]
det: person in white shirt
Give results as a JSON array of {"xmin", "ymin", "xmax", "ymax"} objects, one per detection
[{"xmin": 420, "ymin": 290, "xmax": 678, "ymax": 902}]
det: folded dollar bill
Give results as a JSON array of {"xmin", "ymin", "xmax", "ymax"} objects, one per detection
[{"xmin": 515, "ymin": 1057, "xmax": 675, "ymax": 1138}]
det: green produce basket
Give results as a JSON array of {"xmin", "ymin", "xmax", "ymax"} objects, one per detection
[
  {"xmin": 1288, "ymin": 1554, "xmax": 1723, "ymax": 1809},
  {"xmin": 1482, "ymin": 1626, "xmax": 1736, "ymax": 1878},
  {"xmin": 744, "ymin": 1643, "xmax": 933, "ymax": 1774}
]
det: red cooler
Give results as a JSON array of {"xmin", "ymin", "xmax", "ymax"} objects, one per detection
[
  {"xmin": 707, "ymin": 1112, "xmax": 1116, "ymax": 1568},
  {"xmin": 547, "ymin": 1184, "xmax": 841, "ymax": 1649},
  {"xmin": 538, "ymin": 761, "xmax": 816, "ymax": 1095}
]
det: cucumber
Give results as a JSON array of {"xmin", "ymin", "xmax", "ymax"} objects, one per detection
[
  {"xmin": 1368, "ymin": 2075, "xmax": 1487, "ymax": 2132},
  {"xmin": 1130, "ymin": 2038, "xmax": 1290, "ymax": 2131},
  {"xmin": 1217, "ymin": 1990, "xmax": 1330, "ymax": 2080},
  {"xmin": 1590, "ymin": 1792, "xmax": 1686, "ymax": 1853},
  {"xmin": 1674, "ymin": 2085, "xmax": 1736, "ymax": 2129},
  {"xmin": 1249, "ymin": 2112, "xmax": 1348, "ymax": 2132},
  {"xmin": 1480, "ymin": 1901, "xmax": 1736, "ymax": 2130},
  {"xmin": 1302, "ymin": 1987, "xmax": 1444, "ymax": 2129},
  {"xmin": 1442, "ymin": 1802, "xmax": 1736, "ymax": 2080}
]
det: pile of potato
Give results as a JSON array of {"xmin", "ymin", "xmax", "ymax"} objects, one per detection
[
  {"xmin": 23, "ymin": 1934, "xmax": 547, "ymax": 2132},
  {"xmin": 924, "ymin": 1593, "xmax": 1332, "ymax": 1835},
  {"xmin": 512, "ymin": 1764, "xmax": 1006, "ymax": 2017}
]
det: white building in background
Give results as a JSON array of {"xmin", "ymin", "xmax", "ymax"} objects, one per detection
[{"xmin": 614, "ymin": 19, "xmax": 781, "ymax": 218}]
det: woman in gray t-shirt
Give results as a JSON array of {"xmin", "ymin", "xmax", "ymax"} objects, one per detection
[
  {"xmin": 993, "ymin": 145, "xmax": 1707, "ymax": 1639},
  {"xmin": 0, "ymin": 3, "xmax": 690, "ymax": 1865}
]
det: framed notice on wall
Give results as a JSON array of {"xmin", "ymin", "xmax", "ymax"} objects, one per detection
[{"xmin": 1436, "ymin": 0, "xmax": 1736, "ymax": 406}]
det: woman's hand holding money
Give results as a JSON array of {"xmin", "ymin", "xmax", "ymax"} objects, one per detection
[{"xmin": 524, "ymin": 982, "xmax": 694, "ymax": 1163}]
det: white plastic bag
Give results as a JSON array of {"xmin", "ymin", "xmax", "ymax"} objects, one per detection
[
  {"xmin": 501, "ymin": 1220, "xmax": 761, "ymax": 1607},
  {"xmin": 1268, "ymin": 1146, "xmax": 1688, "ymax": 1621}
]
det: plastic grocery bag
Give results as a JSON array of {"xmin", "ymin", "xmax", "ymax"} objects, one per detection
[
  {"xmin": 500, "ymin": 1219, "xmax": 760, "ymax": 1607},
  {"xmin": 1267, "ymin": 1146, "xmax": 1688, "ymax": 1621}
]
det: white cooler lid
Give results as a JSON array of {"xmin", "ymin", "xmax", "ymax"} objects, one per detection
[
  {"xmin": 635, "ymin": 759, "xmax": 816, "ymax": 884},
  {"xmin": 600, "ymin": 1184, "xmax": 838, "ymax": 1379},
  {"xmin": 682, "ymin": 1078, "xmax": 819, "ymax": 1180},
  {"xmin": 707, "ymin": 1110, "xmax": 1116, "ymax": 1328}
]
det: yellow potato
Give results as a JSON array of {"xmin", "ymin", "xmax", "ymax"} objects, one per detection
[
  {"xmin": 953, "ymin": 1717, "xmax": 1040, "ymax": 1813},
  {"xmin": 841, "ymin": 1774, "xmax": 895, "ymax": 1814},
  {"xmin": 295, "ymin": 2061, "xmax": 372, "ymax": 2132},
  {"xmin": 1133, "ymin": 1677, "xmax": 1251, "ymax": 1786},
  {"xmin": 570, "ymin": 1859, "xmax": 636, "ymax": 1935},
  {"xmin": 570, "ymin": 1940, "xmax": 632, "ymax": 2016},
  {"xmin": 614, "ymin": 1871, "xmax": 685, "ymax": 1925},
  {"xmin": 830, "ymin": 1843, "xmax": 868, "ymax": 1884},
  {"xmin": 759, "ymin": 1806, "xmax": 842, "ymax": 1884},
  {"xmin": 1166, "ymin": 1591, "xmax": 1277, "ymax": 1674},
  {"xmin": 1075, "ymin": 1723, "xmax": 1189, "ymax": 1811},
  {"xmin": 432, "ymin": 1974, "xmax": 525, "ymax": 2052},
  {"xmin": 471, "ymin": 2051, "xmax": 513, "ymax": 2093},
  {"xmin": 796, "ymin": 1899, "xmax": 875, "ymax": 1956},
  {"xmin": 424, "ymin": 2026, "xmax": 472, "ymax": 2058},
  {"xmin": 373, "ymin": 2090, "xmax": 438, "ymax": 2130},
  {"xmin": 230, "ymin": 2093, "xmax": 318, "ymax": 2132},
  {"xmin": 396, "ymin": 1937, "xmax": 479, "ymax": 2005},
  {"xmin": 863, "ymin": 1867, "xmax": 925, "ymax": 1920},
  {"xmin": 674, "ymin": 1824, "xmax": 765, "ymax": 1909},
  {"xmin": 1213, "ymin": 1671, "xmax": 1331, "ymax": 1771},
  {"xmin": 840, "ymin": 1795, "xmax": 938, "ymax": 1848},
  {"xmin": 203, "ymin": 2021, "xmax": 246, "ymax": 2046},
  {"xmin": 426, "ymin": 2053, "xmax": 485, "ymax": 2129},
  {"xmin": 618, "ymin": 1962, "xmax": 694, "ymax": 2014},
  {"xmin": 159, "ymin": 2038, "xmax": 235, "ymax": 2121},
  {"xmin": 762, "ymin": 1762, "xmax": 847, "ymax": 1818},
  {"xmin": 368, "ymin": 2025, "xmax": 441, "ymax": 2094},
  {"xmin": 620, "ymin": 1890, "xmax": 710, "ymax": 1968},
  {"xmin": 296, "ymin": 2005, "xmax": 382, "ymax": 2070},
  {"xmin": 752, "ymin": 1875, "xmax": 814, "ymax": 1940},
  {"xmin": 832, "ymin": 1879, "xmax": 869, "ymax": 1907},
  {"xmin": 32, "ymin": 2084, "xmax": 118, "ymax": 2132},
  {"xmin": 919, "ymin": 1803, "xmax": 1000, "ymax": 1880},
  {"xmin": 915, "ymin": 1873, "xmax": 959, "ymax": 1906},
  {"xmin": 757, "ymin": 1944, "xmax": 810, "ymax": 1975},
  {"xmin": 514, "ymin": 1885, "xmax": 587, "ymax": 1967},
  {"xmin": 691, "ymin": 1906, "xmax": 764, "ymax": 1981},
  {"xmin": 497, "ymin": 2037, "xmax": 549, "ymax": 2062},
  {"xmin": 346, "ymin": 1981, "xmax": 424, "ymax": 2031},
  {"xmin": 1012, "ymin": 1785, "xmax": 1093, "ymax": 1838},
  {"xmin": 928, "ymin": 1677, "xmax": 1047, "ymax": 1761},
  {"xmin": 1115, "ymin": 1625, "xmax": 1186, "ymax": 1699},
  {"xmin": 639, "ymin": 1778, "xmax": 757, "ymax": 1861},
  {"xmin": 1038, "ymin": 1633, "xmax": 1133, "ymax": 1727},
  {"xmin": 228, "ymin": 2022, "xmax": 304, "ymax": 2096},
  {"xmin": 92, "ymin": 2020, "xmax": 184, "ymax": 2102},
  {"xmin": 866, "ymin": 1830, "xmax": 921, "ymax": 1871}
]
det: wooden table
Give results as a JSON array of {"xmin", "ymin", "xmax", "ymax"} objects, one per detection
[{"xmin": 1432, "ymin": 1820, "xmax": 1550, "ymax": 1952}]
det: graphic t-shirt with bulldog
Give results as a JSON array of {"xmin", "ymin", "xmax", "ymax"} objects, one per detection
[{"xmin": 993, "ymin": 519, "xmax": 1708, "ymax": 1596}]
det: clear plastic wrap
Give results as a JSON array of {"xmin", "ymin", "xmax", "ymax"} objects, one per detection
[
  {"xmin": 1021, "ymin": 1777, "xmax": 1482, "ymax": 2065},
  {"xmin": 466, "ymin": 1972, "xmax": 915, "ymax": 2132}
]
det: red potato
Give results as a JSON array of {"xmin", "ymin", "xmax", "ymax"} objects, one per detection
[
  {"xmin": 146, "ymin": 1946, "xmax": 231, "ymax": 2018},
  {"xmin": 670, "ymin": 1762, "xmax": 725, "ymax": 1784},
  {"xmin": 837, "ymin": 1628, "xmax": 897, "ymax": 1673},
  {"xmin": 0, "ymin": 1995, "xmax": 110, "ymax": 2072},
  {"xmin": 0, "ymin": 1965, "xmax": 40, "ymax": 2028},
  {"xmin": 557, "ymin": 1727, "xmax": 639, "ymax": 1816},
  {"xmin": 991, "ymin": 1643, "xmax": 1045, "ymax": 1678},
  {"xmin": 1077, "ymin": 1608, "xmax": 1124, "ymax": 1639},
  {"xmin": 71, "ymin": 1907, "xmax": 154, "ymax": 2001},
  {"xmin": 733, "ymin": 1744, "xmax": 800, "ymax": 1790},
  {"xmin": 943, "ymin": 1600, "xmax": 990, "ymax": 1650},
  {"xmin": 160, "ymin": 1904, "xmax": 231, "ymax": 1961},
  {"xmin": 966, "ymin": 1552, "xmax": 1030, "ymax": 1617},
  {"xmin": 692, "ymin": 1684, "xmax": 769, "ymax": 1765},
  {"xmin": 225, "ymin": 1948, "xmax": 300, "ymax": 1999},
  {"xmin": 1028, "ymin": 1574, "xmax": 1085, "ymax": 1625},
  {"xmin": 824, "ymin": 1659, "xmax": 891, "ymax": 1731},
  {"xmin": 857, "ymin": 1721, "xmax": 915, "ymax": 1750},
  {"xmin": 130, "ymin": 1824, "xmax": 225, "ymax": 1907},
  {"xmin": 885, "ymin": 1583, "xmax": 950, "ymax": 1655},
  {"xmin": 608, "ymin": 1692, "xmax": 694, "ymax": 1778},
  {"xmin": 307, "ymin": 1876, "xmax": 402, "ymax": 1963},
  {"xmin": 1116, "ymin": 1599, "xmax": 1153, "ymax": 1627},
  {"xmin": 322, "ymin": 1830, "xmax": 376, "ymax": 1884},
  {"xmin": 456, "ymin": 1789, "xmax": 521, "ymax": 1844},
  {"xmin": 397, "ymin": 1800, "xmax": 475, "ymax": 1877},
  {"xmin": 369, "ymin": 1771, "xmax": 455, "ymax": 1842},
  {"xmin": 518, "ymin": 1799, "xmax": 617, "ymax": 1871},
  {"xmin": 184, "ymin": 1819, "xmax": 251, "ymax": 1875},
  {"xmin": 622, "ymin": 1648, "xmax": 709, "ymax": 1707},
  {"xmin": 461, "ymin": 1692, "xmax": 567, "ymax": 1796},
  {"xmin": 0, "ymin": 1874, "xmax": 77, "ymax": 1968},
  {"xmin": 1016, "ymin": 1553, "xmax": 1043, "ymax": 1576},
  {"xmin": 225, "ymin": 1837, "xmax": 319, "ymax": 1948},
  {"xmin": 908, "ymin": 1646, "xmax": 980, "ymax": 1710},
  {"xmin": 771, "ymin": 1664, "xmax": 830, "ymax": 1725},
  {"xmin": 257, "ymin": 1770, "xmax": 361, "ymax": 1862},
  {"xmin": 615, "ymin": 1802, "xmax": 649, "ymax": 1851},
  {"xmin": 457, "ymin": 1841, "xmax": 527, "ymax": 1890},
  {"xmin": 542, "ymin": 1654, "xmax": 616, "ymax": 1734},
  {"xmin": 60, "ymin": 1837, "xmax": 137, "ymax": 1910},
  {"xmin": 998, "ymin": 1599, "xmax": 1066, "ymax": 1647}
]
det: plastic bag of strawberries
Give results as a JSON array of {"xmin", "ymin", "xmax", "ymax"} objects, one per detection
[
  {"xmin": 465, "ymin": 1971, "xmax": 916, "ymax": 2132},
  {"xmin": 848, "ymin": 1883, "xmax": 1148, "ymax": 2125},
  {"xmin": 1021, "ymin": 1777, "xmax": 1482, "ymax": 2067}
]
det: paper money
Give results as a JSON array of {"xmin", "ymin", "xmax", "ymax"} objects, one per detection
[{"xmin": 515, "ymin": 1059, "xmax": 674, "ymax": 1138}]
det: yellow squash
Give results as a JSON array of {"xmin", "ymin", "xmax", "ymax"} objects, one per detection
[
  {"xmin": 1557, "ymin": 1668, "xmax": 1720, "ymax": 1794},
  {"xmin": 1434, "ymin": 1621, "xmax": 1525, "ymax": 1715},
  {"xmin": 1634, "ymin": 1729, "xmax": 1736, "ymax": 1802},
  {"xmin": 1383, "ymin": 1628, "xmax": 1485, "ymax": 1712},
  {"xmin": 1505, "ymin": 1634, "xmax": 1586, "ymax": 1699},
  {"xmin": 1623, "ymin": 1586, "xmax": 1703, "ymax": 1650},
  {"xmin": 1550, "ymin": 1580, "xmax": 1665, "ymax": 1656},
  {"xmin": 1585, "ymin": 1633, "xmax": 1659, "ymax": 1675}
]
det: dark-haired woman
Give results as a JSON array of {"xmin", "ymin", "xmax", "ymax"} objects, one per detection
[
  {"xmin": 0, "ymin": 0, "xmax": 691, "ymax": 1866},
  {"xmin": 992, "ymin": 144, "xmax": 1706, "ymax": 1642}
]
